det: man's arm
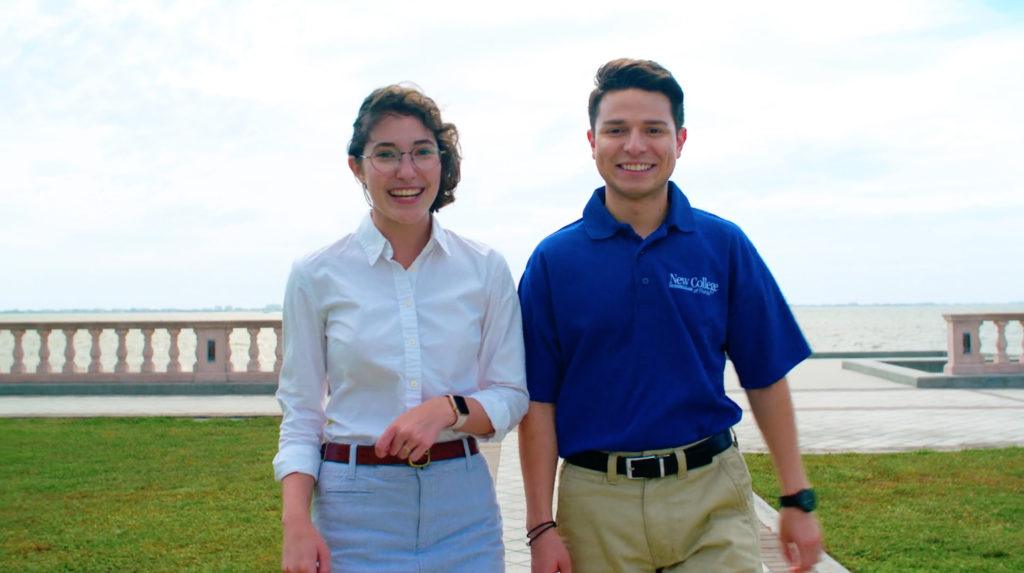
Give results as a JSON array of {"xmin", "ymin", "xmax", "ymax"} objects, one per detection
[
  {"xmin": 745, "ymin": 377, "xmax": 822, "ymax": 573},
  {"xmin": 518, "ymin": 401, "xmax": 572, "ymax": 573}
]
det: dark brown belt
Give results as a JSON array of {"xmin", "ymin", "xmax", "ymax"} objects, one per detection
[{"xmin": 321, "ymin": 438, "xmax": 478, "ymax": 468}]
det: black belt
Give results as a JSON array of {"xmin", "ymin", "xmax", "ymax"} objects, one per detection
[{"xmin": 565, "ymin": 429, "xmax": 735, "ymax": 479}]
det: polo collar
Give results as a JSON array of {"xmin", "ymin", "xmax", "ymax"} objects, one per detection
[
  {"xmin": 582, "ymin": 181, "xmax": 696, "ymax": 240},
  {"xmin": 355, "ymin": 212, "xmax": 451, "ymax": 266}
]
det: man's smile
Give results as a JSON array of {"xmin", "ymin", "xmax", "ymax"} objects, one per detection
[{"xmin": 619, "ymin": 162, "xmax": 655, "ymax": 172}]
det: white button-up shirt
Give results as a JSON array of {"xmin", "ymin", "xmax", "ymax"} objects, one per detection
[{"xmin": 273, "ymin": 214, "xmax": 529, "ymax": 481}]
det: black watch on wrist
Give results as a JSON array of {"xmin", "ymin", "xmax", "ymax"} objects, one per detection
[{"xmin": 779, "ymin": 488, "xmax": 817, "ymax": 513}]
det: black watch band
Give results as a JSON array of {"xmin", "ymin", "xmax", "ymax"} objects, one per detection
[
  {"xmin": 446, "ymin": 394, "xmax": 470, "ymax": 430},
  {"xmin": 779, "ymin": 488, "xmax": 817, "ymax": 513}
]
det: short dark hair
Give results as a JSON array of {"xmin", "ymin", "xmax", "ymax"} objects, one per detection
[
  {"xmin": 347, "ymin": 85, "xmax": 461, "ymax": 212},
  {"xmin": 588, "ymin": 58, "xmax": 685, "ymax": 130}
]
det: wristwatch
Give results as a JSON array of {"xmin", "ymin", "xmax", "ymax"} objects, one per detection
[
  {"xmin": 446, "ymin": 394, "xmax": 470, "ymax": 430},
  {"xmin": 779, "ymin": 488, "xmax": 817, "ymax": 512}
]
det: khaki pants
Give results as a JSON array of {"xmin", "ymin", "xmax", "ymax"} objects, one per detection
[{"xmin": 557, "ymin": 445, "xmax": 761, "ymax": 573}]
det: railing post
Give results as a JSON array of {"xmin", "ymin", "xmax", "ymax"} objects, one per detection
[
  {"xmin": 11, "ymin": 329, "xmax": 26, "ymax": 374},
  {"xmin": 994, "ymin": 320, "xmax": 1009, "ymax": 364},
  {"xmin": 247, "ymin": 327, "xmax": 261, "ymax": 372},
  {"xmin": 62, "ymin": 328, "xmax": 77, "ymax": 374},
  {"xmin": 944, "ymin": 315, "xmax": 985, "ymax": 375},
  {"xmin": 274, "ymin": 327, "xmax": 283, "ymax": 373},
  {"xmin": 167, "ymin": 328, "xmax": 181, "ymax": 373},
  {"xmin": 193, "ymin": 327, "xmax": 231, "ymax": 381},
  {"xmin": 141, "ymin": 328, "xmax": 156, "ymax": 373},
  {"xmin": 114, "ymin": 328, "xmax": 129, "ymax": 374},
  {"xmin": 38, "ymin": 329, "xmax": 52, "ymax": 374},
  {"xmin": 88, "ymin": 328, "xmax": 103, "ymax": 373}
]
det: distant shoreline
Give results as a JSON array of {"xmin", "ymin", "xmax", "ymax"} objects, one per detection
[
  {"xmin": 0, "ymin": 306, "xmax": 282, "ymax": 314},
  {"xmin": 3, "ymin": 302, "xmax": 1023, "ymax": 314}
]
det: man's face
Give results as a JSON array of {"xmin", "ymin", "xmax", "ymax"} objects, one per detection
[{"xmin": 588, "ymin": 88, "xmax": 686, "ymax": 204}]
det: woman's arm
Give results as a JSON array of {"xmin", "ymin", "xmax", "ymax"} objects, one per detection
[
  {"xmin": 281, "ymin": 473, "xmax": 331, "ymax": 573},
  {"xmin": 274, "ymin": 262, "xmax": 331, "ymax": 571},
  {"xmin": 462, "ymin": 251, "xmax": 530, "ymax": 439}
]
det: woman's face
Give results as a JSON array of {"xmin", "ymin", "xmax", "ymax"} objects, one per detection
[{"xmin": 349, "ymin": 114, "xmax": 441, "ymax": 233}]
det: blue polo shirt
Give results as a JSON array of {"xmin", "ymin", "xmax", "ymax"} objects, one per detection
[{"xmin": 518, "ymin": 182, "xmax": 811, "ymax": 457}]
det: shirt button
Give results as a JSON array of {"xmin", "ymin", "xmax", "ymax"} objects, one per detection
[
  {"xmin": 641, "ymin": 277, "xmax": 650, "ymax": 285},
  {"xmin": 404, "ymin": 299, "xmax": 413, "ymax": 309},
  {"xmin": 408, "ymin": 338, "xmax": 417, "ymax": 347},
  {"xmin": 410, "ymin": 379, "xmax": 419, "ymax": 389}
]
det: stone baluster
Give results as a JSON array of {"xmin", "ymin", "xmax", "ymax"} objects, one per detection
[
  {"xmin": 167, "ymin": 328, "xmax": 181, "ymax": 373},
  {"xmin": 247, "ymin": 327, "xmax": 261, "ymax": 372},
  {"xmin": 115, "ymin": 328, "xmax": 129, "ymax": 373},
  {"xmin": 225, "ymin": 328, "xmax": 235, "ymax": 372},
  {"xmin": 88, "ymin": 328, "xmax": 103, "ymax": 373},
  {"xmin": 1020, "ymin": 320, "xmax": 1024, "ymax": 363},
  {"xmin": 62, "ymin": 328, "xmax": 77, "ymax": 374},
  {"xmin": 274, "ymin": 329, "xmax": 282, "ymax": 374},
  {"xmin": 37, "ymin": 329, "xmax": 52, "ymax": 374},
  {"xmin": 11, "ymin": 329, "xmax": 26, "ymax": 374},
  {"xmin": 993, "ymin": 320, "xmax": 1009, "ymax": 364},
  {"xmin": 141, "ymin": 328, "xmax": 156, "ymax": 373}
]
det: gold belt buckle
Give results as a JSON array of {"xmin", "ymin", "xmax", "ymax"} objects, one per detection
[{"xmin": 408, "ymin": 449, "xmax": 431, "ymax": 469}]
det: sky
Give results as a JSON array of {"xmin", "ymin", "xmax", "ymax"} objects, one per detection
[{"xmin": 2, "ymin": 0, "xmax": 1022, "ymax": 309}]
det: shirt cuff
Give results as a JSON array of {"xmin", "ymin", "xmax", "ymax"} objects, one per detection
[
  {"xmin": 273, "ymin": 443, "xmax": 323, "ymax": 482},
  {"xmin": 470, "ymin": 390, "xmax": 516, "ymax": 443}
]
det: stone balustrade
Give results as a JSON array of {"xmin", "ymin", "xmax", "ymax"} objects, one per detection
[
  {"xmin": 944, "ymin": 313, "xmax": 1024, "ymax": 375},
  {"xmin": 0, "ymin": 318, "xmax": 281, "ymax": 384}
]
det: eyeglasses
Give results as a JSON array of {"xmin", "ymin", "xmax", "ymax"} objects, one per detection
[{"xmin": 358, "ymin": 146, "xmax": 442, "ymax": 174}]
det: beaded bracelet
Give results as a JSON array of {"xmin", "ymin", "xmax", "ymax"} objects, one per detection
[{"xmin": 526, "ymin": 520, "xmax": 558, "ymax": 546}]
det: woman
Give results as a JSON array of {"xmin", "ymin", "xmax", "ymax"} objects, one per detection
[{"xmin": 273, "ymin": 85, "xmax": 529, "ymax": 572}]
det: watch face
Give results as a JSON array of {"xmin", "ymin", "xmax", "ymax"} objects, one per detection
[
  {"xmin": 782, "ymin": 488, "xmax": 817, "ymax": 512},
  {"xmin": 794, "ymin": 489, "xmax": 817, "ymax": 512},
  {"xmin": 452, "ymin": 395, "xmax": 470, "ymax": 415}
]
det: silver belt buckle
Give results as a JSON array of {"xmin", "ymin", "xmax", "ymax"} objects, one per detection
[{"xmin": 625, "ymin": 455, "xmax": 664, "ymax": 479}]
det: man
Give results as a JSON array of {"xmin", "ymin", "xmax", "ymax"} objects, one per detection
[{"xmin": 518, "ymin": 58, "xmax": 823, "ymax": 573}]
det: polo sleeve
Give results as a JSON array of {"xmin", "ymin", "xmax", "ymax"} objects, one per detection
[
  {"xmin": 272, "ymin": 261, "xmax": 329, "ymax": 481},
  {"xmin": 725, "ymin": 230, "xmax": 811, "ymax": 389},
  {"xmin": 467, "ymin": 250, "xmax": 530, "ymax": 442},
  {"xmin": 518, "ymin": 248, "xmax": 562, "ymax": 403}
]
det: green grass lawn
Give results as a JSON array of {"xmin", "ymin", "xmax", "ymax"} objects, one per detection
[
  {"xmin": 1, "ymin": 418, "xmax": 1021, "ymax": 572},
  {"xmin": 0, "ymin": 417, "xmax": 282, "ymax": 572},
  {"xmin": 746, "ymin": 449, "xmax": 1024, "ymax": 573}
]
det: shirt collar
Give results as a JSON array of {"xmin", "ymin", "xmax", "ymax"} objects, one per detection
[
  {"xmin": 354, "ymin": 212, "xmax": 451, "ymax": 265},
  {"xmin": 582, "ymin": 181, "xmax": 695, "ymax": 239}
]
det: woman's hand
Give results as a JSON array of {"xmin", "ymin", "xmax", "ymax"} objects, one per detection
[
  {"xmin": 281, "ymin": 516, "xmax": 331, "ymax": 573},
  {"xmin": 374, "ymin": 396, "xmax": 456, "ymax": 461},
  {"xmin": 280, "ymin": 473, "xmax": 330, "ymax": 572}
]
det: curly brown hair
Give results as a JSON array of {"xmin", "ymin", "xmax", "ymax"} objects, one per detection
[{"xmin": 347, "ymin": 85, "xmax": 461, "ymax": 212}]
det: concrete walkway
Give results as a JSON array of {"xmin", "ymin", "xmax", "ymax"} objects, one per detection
[{"xmin": 3, "ymin": 359, "xmax": 1023, "ymax": 572}]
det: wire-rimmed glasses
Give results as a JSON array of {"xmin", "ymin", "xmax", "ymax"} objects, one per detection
[{"xmin": 358, "ymin": 145, "xmax": 442, "ymax": 174}]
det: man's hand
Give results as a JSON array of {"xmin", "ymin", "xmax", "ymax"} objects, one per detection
[
  {"xmin": 530, "ymin": 528, "xmax": 573, "ymax": 573},
  {"xmin": 374, "ymin": 396, "xmax": 454, "ymax": 460},
  {"xmin": 281, "ymin": 517, "xmax": 331, "ymax": 573},
  {"xmin": 778, "ymin": 508, "xmax": 822, "ymax": 572}
]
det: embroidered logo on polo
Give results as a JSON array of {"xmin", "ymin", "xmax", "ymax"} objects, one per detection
[{"xmin": 668, "ymin": 273, "xmax": 719, "ymax": 296}]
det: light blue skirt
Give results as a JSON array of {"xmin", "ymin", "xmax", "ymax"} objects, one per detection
[{"xmin": 312, "ymin": 443, "xmax": 504, "ymax": 572}]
